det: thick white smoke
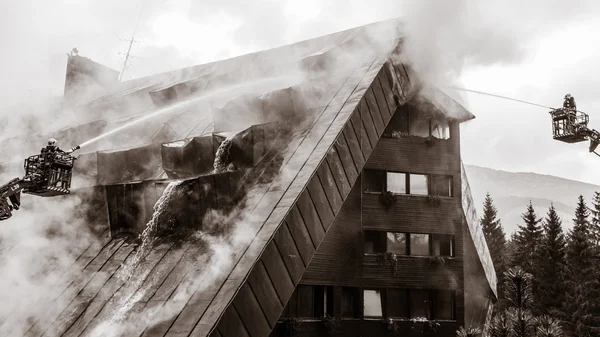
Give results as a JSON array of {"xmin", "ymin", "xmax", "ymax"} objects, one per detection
[{"xmin": 0, "ymin": 194, "xmax": 98, "ymax": 336}]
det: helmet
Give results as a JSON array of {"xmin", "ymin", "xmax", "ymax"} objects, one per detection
[
  {"xmin": 48, "ymin": 138, "xmax": 57, "ymax": 146},
  {"xmin": 565, "ymin": 94, "xmax": 572, "ymax": 98}
]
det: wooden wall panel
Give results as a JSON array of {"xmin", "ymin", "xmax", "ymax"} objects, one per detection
[
  {"xmin": 316, "ymin": 161, "xmax": 343, "ymax": 216},
  {"xmin": 216, "ymin": 306, "xmax": 250, "ymax": 337},
  {"xmin": 365, "ymin": 87, "xmax": 385, "ymax": 134},
  {"xmin": 362, "ymin": 194, "xmax": 459, "ymax": 235},
  {"xmin": 294, "ymin": 193, "xmax": 325, "ymax": 245},
  {"xmin": 361, "ymin": 255, "xmax": 462, "ymax": 289},
  {"xmin": 302, "ymin": 182, "xmax": 363, "ymax": 286},
  {"xmin": 351, "ymin": 105, "xmax": 372, "ymax": 160},
  {"xmin": 232, "ymin": 284, "xmax": 271, "ymax": 337},
  {"xmin": 333, "ymin": 134, "xmax": 358, "ymax": 185},
  {"xmin": 273, "ymin": 222, "xmax": 305, "ymax": 284},
  {"xmin": 373, "ymin": 74, "xmax": 394, "ymax": 120},
  {"xmin": 260, "ymin": 241, "xmax": 295, "ymax": 305},
  {"xmin": 325, "ymin": 150, "xmax": 351, "ymax": 197},
  {"xmin": 306, "ymin": 176, "xmax": 335, "ymax": 231},
  {"xmin": 283, "ymin": 218, "xmax": 314, "ymax": 267},
  {"xmin": 365, "ymin": 137, "xmax": 457, "ymax": 176},
  {"xmin": 358, "ymin": 100, "xmax": 378, "ymax": 149},
  {"xmin": 246, "ymin": 262, "xmax": 283, "ymax": 327},
  {"xmin": 341, "ymin": 121, "xmax": 365, "ymax": 172}
]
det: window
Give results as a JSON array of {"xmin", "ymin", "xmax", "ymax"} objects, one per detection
[
  {"xmin": 361, "ymin": 288, "xmax": 455, "ymax": 321},
  {"xmin": 409, "ymin": 111, "xmax": 430, "ymax": 137},
  {"xmin": 433, "ymin": 290, "xmax": 455, "ymax": 320},
  {"xmin": 386, "ymin": 172, "xmax": 406, "ymax": 194},
  {"xmin": 364, "ymin": 231, "xmax": 407, "ymax": 255},
  {"xmin": 410, "ymin": 234, "xmax": 430, "ymax": 256},
  {"xmin": 364, "ymin": 290, "xmax": 383, "ymax": 317},
  {"xmin": 432, "ymin": 234, "xmax": 454, "ymax": 257},
  {"xmin": 384, "ymin": 106, "xmax": 409, "ymax": 135},
  {"xmin": 386, "ymin": 233, "xmax": 407, "ymax": 254},
  {"xmin": 364, "ymin": 231, "xmax": 387, "ymax": 254},
  {"xmin": 410, "ymin": 290, "xmax": 431, "ymax": 319},
  {"xmin": 386, "ymin": 172, "xmax": 452, "ymax": 197},
  {"xmin": 410, "ymin": 174, "xmax": 428, "ymax": 195},
  {"xmin": 342, "ymin": 287, "xmax": 361, "ymax": 318},
  {"xmin": 430, "ymin": 175, "xmax": 452, "ymax": 197},
  {"xmin": 386, "ymin": 289, "xmax": 409, "ymax": 318},
  {"xmin": 286, "ymin": 285, "xmax": 333, "ymax": 318},
  {"xmin": 431, "ymin": 119, "xmax": 450, "ymax": 139},
  {"xmin": 297, "ymin": 285, "xmax": 315, "ymax": 318},
  {"xmin": 363, "ymin": 170, "xmax": 385, "ymax": 192}
]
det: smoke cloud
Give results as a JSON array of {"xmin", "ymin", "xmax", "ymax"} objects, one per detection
[{"xmin": 0, "ymin": 194, "xmax": 99, "ymax": 336}]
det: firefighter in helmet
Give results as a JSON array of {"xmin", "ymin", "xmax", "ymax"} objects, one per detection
[
  {"xmin": 563, "ymin": 94, "xmax": 577, "ymax": 111},
  {"xmin": 41, "ymin": 138, "xmax": 65, "ymax": 154}
]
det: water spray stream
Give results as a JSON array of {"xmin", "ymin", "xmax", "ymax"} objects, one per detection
[
  {"xmin": 446, "ymin": 86, "xmax": 555, "ymax": 110},
  {"xmin": 78, "ymin": 75, "xmax": 300, "ymax": 149},
  {"xmin": 213, "ymin": 135, "xmax": 235, "ymax": 174},
  {"xmin": 88, "ymin": 180, "xmax": 183, "ymax": 337},
  {"xmin": 118, "ymin": 180, "xmax": 182, "ymax": 280}
]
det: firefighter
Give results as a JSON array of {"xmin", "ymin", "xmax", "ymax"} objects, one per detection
[
  {"xmin": 563, "ymin": 94, "xmax": 577, "ymax": 111},
  {"xmin": 41, "ymin": 138, "xmax": 65, "ymax": 154}
]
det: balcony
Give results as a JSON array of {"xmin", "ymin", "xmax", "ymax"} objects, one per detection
[
  {"xmin": 362, "ymin": 254, "xmax": 461, "ymax": 289},
  {"xmin": 271, "ymin": 318, "xmax": 458, "ymax": 337},
  {"xmin": 362, "ymin": 193, "xmax": 459, "ymax": 234},
  {"xmin": 365, "ymin": 136, "xmax": 458, "ymax": 176}
]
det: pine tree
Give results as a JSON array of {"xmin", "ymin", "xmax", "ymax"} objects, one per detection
[
  {"xmin": 535, "ymin": 204, "xmax": 566, "ymax": 316},
  {"xmin": 563, "ymin": 195, "xmax": 600, "ymax": 336},
  {"xmin": 590, "ymin": 191, "xmax": 600, "ymax": 247},
  {"xmin": 512, "ymin": 202, "xmax": 542, "ymax": 275},
  {"xmin": 480, "ymin": 193, "xmax": 507, "ymax": 299},
  {"xmin": 487, "ymin": 266, "xmax": 565, "ymax": 337}
]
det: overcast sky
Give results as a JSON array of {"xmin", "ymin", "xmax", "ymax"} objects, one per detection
[{"xmin": 2, "ymin": 0, "xmax": 600, "ymax": 184}]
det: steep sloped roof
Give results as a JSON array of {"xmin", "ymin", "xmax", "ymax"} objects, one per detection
[{"xmin": 4, "ymin": 18, "xmax": 495, "ymax": 337}]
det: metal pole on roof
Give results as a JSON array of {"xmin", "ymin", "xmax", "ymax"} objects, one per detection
[
  {"xmin": 118, "ymin": 3, "xmax": 146, "ymax": 82},
  {"xmin": 119, "ymin": 37, "xmax": 136, "ymax": 82}
]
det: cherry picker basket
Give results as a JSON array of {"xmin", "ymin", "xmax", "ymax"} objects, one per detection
[
  {"xmin": 550, "ymin": 108, "xmax": 589, "ymax": 143},
  {"xmin": 23, "ymin": 152, "xmax": 76, "ymax": 197}
]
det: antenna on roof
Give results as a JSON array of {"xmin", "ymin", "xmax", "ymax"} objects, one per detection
[
  {"xmin": 118, "ymin": 37, "xmax": 144, "ymax": 81},
  {"xmin": 118, "ymin": 4, "xmax": 147, "ymax": 82}
]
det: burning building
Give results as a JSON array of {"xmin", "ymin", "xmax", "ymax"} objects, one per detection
[{"xmin": 0, "ymin": 18, "xmax": 496, "ymax": 337}]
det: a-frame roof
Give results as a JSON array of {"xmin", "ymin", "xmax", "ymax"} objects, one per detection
[{"xmin": 3, "ymin": 18, "xmax": 494, "ymax": 337}]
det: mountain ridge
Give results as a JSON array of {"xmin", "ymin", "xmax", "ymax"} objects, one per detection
[{"xmin": 464, "ymin": 164, "xmax": 600, "ymax": 235}]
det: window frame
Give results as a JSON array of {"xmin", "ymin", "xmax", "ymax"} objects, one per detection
[
  {"xmin": 341, "ymin": 287, "xmax": 362, "ymax": 319},
  {"xmin": 360, "ymin": 288, "xmax": 457, "ymax": 322},
  {"xmin": 432, "ymin": 290, "xmax": 456, "ymax": 321},
  {"xmin": 383, "ymin": 171, "xmax": 454, "ymax": 198},
  {"xmin": 281, "ymin": 285, "xmax": 335, "ymax": 320},
  {"xmin": 363, "ymin": 231, "xmax": 456, "ymax": 258},
  {"xmin": 363, "ymin": 289, "xmax": 384, "ymax": 318}
]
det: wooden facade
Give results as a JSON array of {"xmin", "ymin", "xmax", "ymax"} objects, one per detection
[{"xmin": 265, "ymin": 81, "xmax": 487, "ymax": 336}]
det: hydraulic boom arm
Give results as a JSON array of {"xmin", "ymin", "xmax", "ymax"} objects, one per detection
[
  {"xmin": 0, "ymin": 177, "xmax": 34, "ymax": 220},
  {"xmin": 578, "ymin": 126, "xmax": 600, "ymax": 154}
]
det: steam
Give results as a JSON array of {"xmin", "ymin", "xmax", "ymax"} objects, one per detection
[{"xmin": 0, "ymin": 194, "xmax": 98, "ymax": 336}]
